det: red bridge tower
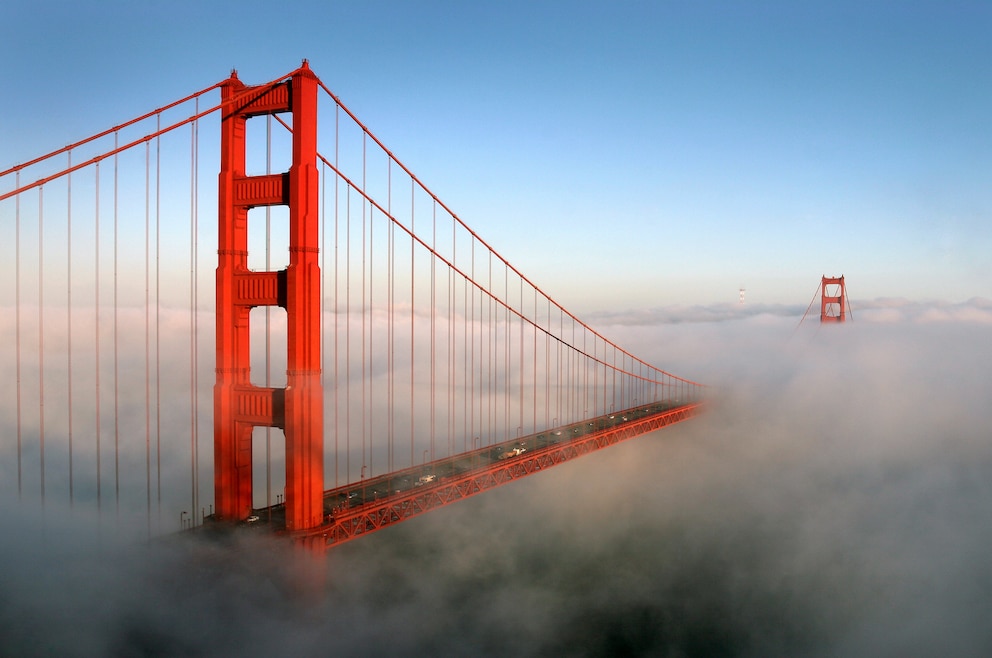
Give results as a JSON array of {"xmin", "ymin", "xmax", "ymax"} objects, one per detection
[
  {"xmin": 214, "ymin": 63, "xmax": 324, "ymax": 531},
  {"xmin": 820, "ymin": 275, "xmax": 847, "ymax": 323}
]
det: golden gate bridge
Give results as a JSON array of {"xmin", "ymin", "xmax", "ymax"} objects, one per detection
[{"xmin": 0, "ymin": 62, "xmax": 703, "ymax": 550}]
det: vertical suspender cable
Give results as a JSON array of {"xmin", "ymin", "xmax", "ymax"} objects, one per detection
[
  {"xmin": 486, "ymin": 263, "xmax": 491, "ymax": 443},
  {"xmin": 565, "ymin": 322, "xmax": 571, "ymax": 422},
  {"xmin": 602, "ymin": 339, "xmax": 607, "ymax": 416},
  {"xmin": 544, "ymin": 297, "xmax": 551, "ymax": 427},
  {"xmin": 345, "ymin": 187, "xmax": 351, "ymax": 483},
  {"xmin": 94, "ymin": 163, "xmax": 101, "ymax": 513},
  {"xmin": 386, "ymin": 159, "xmax": 396, "ymax": 473},
  {"xmin": 189, "ymin": 113, "xmax": 196, "ymax": 519},
  {"xmin": 409, "ymin": 179, "xmax": 415, "ymax": 467},
  {"xmin": 321, "ymin": 136, "xmax": 328, "ymax": 495},
  {"xmin": 464, "ymin": 257, "xmax": 469, "ymax": 452},
  {"xmin": 113, "ymin": 133, "xmax": 120, "ymax": 518},
  {"xmin": 194, "ymin": 101, "xmax": 201, "ymax": 524},
  {"xmin": 464, "ymin": 252, "xmax": 468, "ymax": 447},
  {"xmin": 617, "ymin": 345, "xmax": 630, "ymax": 409},
  {"xmin": 446, "ymin": 218, "xmax": 452, "ymax": 455},
  {"xmin": 563, "ymin": 321, "xmax": 569, "ymax": 423},
  {"xmin": 489, "ymin": 253, "xmax": 494, "ymax": 442},
  {"xmin": 566, "ymin": 321, "xmax": 571, "ymax": 422},
  {"xmin": 450, "ymin": 214, "xmax": 455, "ymax": 455},
  {"xmin": 320, "ymin": 155, "xmax": 328, "ymax": 484},
  {"xmin": 607, "ymin": 345, "xmax": 613, "ymax": 411},
  {"xmin": 574, "ymin": 335, "xmax": 580, "ymax": 418},
  {"xmin": 448, "ymin": 213, "xmax": 458, "ymax": 455},
  {"xmin": 483, "ymin": 257, "xmax": 488, "ymax": 442},
  {"xmin": 533, "ymin": 288, "xmax": 537, "ymax": 433},
  {"xmin": 590, "ymin": 336, "xmax": 595, "ymax": 417},
  {"xmin": 67, "ymin": 153, "xmax": 74, "ymax": 507},
  {"xmin": 367, "ymin": 161, "xmax": 374, "ymax": 476},
  {"xmin": 555, "ymin": 304, "xmax": 565, "ymax": 425},
  {"xmin": 610, "ymin": 343, "xmax": 618, "ymax": 411},
  {"xmin": 583, "ymin": 329, "xmax": 588, "ymax": 418},
  {"xmin": 430, "ymin": 201, "xmax": 435, "ymax": 461},
  {"xmin": 38, "ymin": 186, "xmax": 45, "ymax": 507},
  {"xmin": 361, "ymin": 136, "xmax": 367, "ymax": 478},
  {"xmin": 191, "ymin": 100, "xmax": 200, "ymax": 525},
  {"xmin": 622, "ymin": 353, "xmax": 627, "ymax": 408},
  {"xmin": 145, "ymin": 140, "xmax": 152, "ymax": 537},
  {"xmin": 568, "ymin": 321, "xmax": 574, "ymax": 422},
  {"xmin": 155, "ymin": 116, "xmax": 162, "ymax": 518},
  {"xmin": 500, "ymin": 266, "xmax": 505, "ymax": 439},
  {"xmin": 490, "ymin": 266, "xmax": 510, "ymax": 441},
  {"xmin": 519, "ymin": 276, "xmax": 523, "ymax": 435},
  {"xmin": 334, "ymin": 105, "xmax": 340, "ymax": 488},
  {"xmin": 470, "ymin": 240, "xmax": 475, "ymax": 447},
  {"xmin": 504, "ymin": 265, "xmax": 509, "ymax": 440},
  {"xmin": 481, "ymin": 256, "xmax": 486, "ymax": 443},
  {"xmin": 488, "ymin": 252, "xmax": 494, "ymax": 442},
  {"xmin": 15, "ymin": 173, "xmax": 22, "ymax": 499}
]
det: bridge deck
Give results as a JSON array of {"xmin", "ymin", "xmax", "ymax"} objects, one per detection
[{"xmin": 229, "ymin": 401, "xmax": 702, "ymax": 549}]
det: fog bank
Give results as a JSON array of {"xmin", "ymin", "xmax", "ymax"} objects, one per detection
[{"xmin": 3, "ymin": 304, "xmax": 992, "ymax": 656}]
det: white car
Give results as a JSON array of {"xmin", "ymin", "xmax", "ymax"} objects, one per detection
[{"xmin": 499, "ymin": 447, "xmax": 526, "ymax": 459}]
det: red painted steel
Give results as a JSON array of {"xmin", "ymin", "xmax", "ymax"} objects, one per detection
[
  {"xmin": 820, "ymin": 275, "xmax": 847, "ymax": 323},
  {"xmin": 215, "ymin": 62, "xmax": 324, "ymax": 530},
  {"xmin": 3, "ymin": 62, "xmax": 707, "ymax": 543},
  {"xmin": 283, "ymin": 64, "xmax": 325, "ymax": 531},
  {"xmin": 289, "ymin": 402, "xmax": 703, "ymax": 549}
]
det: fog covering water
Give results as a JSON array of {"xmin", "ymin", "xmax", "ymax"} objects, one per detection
[{"xmin": 3, "ymin": 298, "xmax": 992, "ymax": 657}]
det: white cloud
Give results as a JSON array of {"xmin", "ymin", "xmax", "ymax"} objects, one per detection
[{"xmin": 3, "ymin": 302, "xmax": 992, "ymax": 655}]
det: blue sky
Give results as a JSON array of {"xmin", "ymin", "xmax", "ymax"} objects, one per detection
[
  {"xmin": 2, "ymin": 1, "xmax": 989, "ymax": 312},
  {"xmin": 5, "ymin": 9, "xmax": 992, "ymax": 653}
]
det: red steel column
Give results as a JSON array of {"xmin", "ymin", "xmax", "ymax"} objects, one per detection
[
  {"xmin": 284, "ymin": 64, "xmax": 324, "ymax": 531},
  {"xmin": 215, "ymin": 72, "xmax": 253, "ymax": 521},
  {"xmin": 214, "ymin": 63, "xmax": 324, "ymax": 529}
]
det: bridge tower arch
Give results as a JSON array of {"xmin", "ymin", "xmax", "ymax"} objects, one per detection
[{"xmin": 214, "ymin": 62, "xmax": 324, "ymax": 531}]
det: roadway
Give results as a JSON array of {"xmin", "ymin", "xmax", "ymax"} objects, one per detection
[{"xmin": 236, "ymin": 399, "xmax": 698, "ymax": 542}]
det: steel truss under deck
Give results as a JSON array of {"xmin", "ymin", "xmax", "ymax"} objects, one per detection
[{"xmin": 282, "ymin": 402, "xmax": 703, "ymax": 549}]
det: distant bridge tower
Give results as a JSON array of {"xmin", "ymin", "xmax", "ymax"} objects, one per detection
[
  {"xmin": 820, "ymin": 275, "xmax": 847, "ymax": 323},
  {"xmin": 214, "ymin": 63, "xmax": 324, "ymax": 531}
]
